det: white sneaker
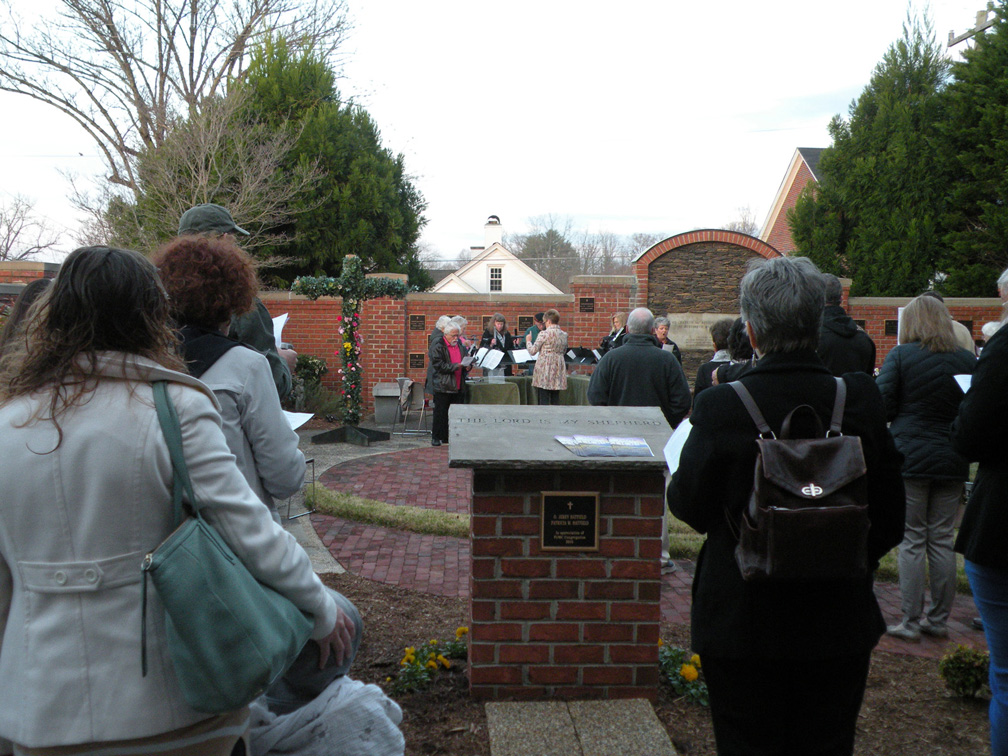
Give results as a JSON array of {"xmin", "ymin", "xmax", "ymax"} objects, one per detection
[{"xmin": 886, "ymin": 622, "xmax": 921, "ymax": 642}]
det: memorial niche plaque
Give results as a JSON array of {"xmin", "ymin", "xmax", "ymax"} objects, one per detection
[{"xmin": 541, "ymin": 492, "xmax": 600, "ymax": 551}]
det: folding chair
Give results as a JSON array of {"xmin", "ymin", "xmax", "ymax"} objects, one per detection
[
  {"xmin": 392, "ymin": 380, "xmax": 429, "ymax": 435},
  {"xmin": 285, "ymin": 457, "xmax": 316, "ymax": 520}
]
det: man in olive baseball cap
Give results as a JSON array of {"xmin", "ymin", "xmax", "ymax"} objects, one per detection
[
  {"xmin": 176, "ymin": 202, "xmax": 293, "ymax": 399},
  {"xmin": 178, "ymin": 203, "xmax": 250, "ymax": 237}
]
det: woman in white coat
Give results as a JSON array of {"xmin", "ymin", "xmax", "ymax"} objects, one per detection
[{"xmin": 0, "ymin": 247, "xmax": 353, "ymax": 755}]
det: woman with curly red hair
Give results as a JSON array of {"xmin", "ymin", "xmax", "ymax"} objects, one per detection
[{"xmin": 152, "ymin": 235, "xmax": 304, "ymax": 523}]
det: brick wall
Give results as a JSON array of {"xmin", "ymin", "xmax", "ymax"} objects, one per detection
[
  {"xmin": 0, "ymin": 262, "xmax": 60, "ymax": 284},
  {"xmin": 847, "ymin": 297, "xmax": 1003, "ymax": 368},
  {"xmin": 262, "ymin": 283, "xmax": 638, "ymax": 409},
  {"xmin": 468, "ymin": 469, "xmax": 663, "ymax": 701}
]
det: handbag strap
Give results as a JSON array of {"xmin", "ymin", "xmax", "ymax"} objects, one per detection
[{"xmin": 152, "ymin": 381, "xmax": 199, "ymax": 527}]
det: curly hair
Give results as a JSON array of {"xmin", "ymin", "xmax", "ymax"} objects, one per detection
[
  {"xmin": 152, "ymin": 235, "xmax": 259, "ymax": 329},
  {"xmin": 0, "ymin": 247, "xmax": 185, "ymax": 440}
]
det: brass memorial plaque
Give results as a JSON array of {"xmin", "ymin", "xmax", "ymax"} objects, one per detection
[{"xmin": 541, "ymin": 492, "xmax": 600, "ymax": 551}]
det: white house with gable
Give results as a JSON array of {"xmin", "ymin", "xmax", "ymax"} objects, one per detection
[{"xmin": 432, "ymin": 216, "xmax": 565, "ymax": 295}]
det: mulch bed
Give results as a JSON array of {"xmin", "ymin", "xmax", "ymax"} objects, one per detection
[{"xmin": 323, "ymin": 572, "xmax": 990, "ymax": 756}]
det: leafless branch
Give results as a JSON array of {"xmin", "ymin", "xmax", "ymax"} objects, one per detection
[{"xmin": 0, "ymin": 195, "xmax": 63, "ymax": 260}]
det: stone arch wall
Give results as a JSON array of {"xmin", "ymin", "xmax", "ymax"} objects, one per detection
[{"xmin": 633, "ymin": 229, "xmax": 780, "ymax": 314}]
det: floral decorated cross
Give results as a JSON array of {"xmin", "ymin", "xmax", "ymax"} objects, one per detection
[{"xmin": 292, "ymin": 255, "xmax": 408, "ymax": 427}]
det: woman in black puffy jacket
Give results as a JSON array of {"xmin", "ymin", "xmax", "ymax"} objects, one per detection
[{"xmin": 876, "ymin": 295, "xmax": 976, "ymax": 641}]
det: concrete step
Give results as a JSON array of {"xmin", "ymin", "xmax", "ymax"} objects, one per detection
[{"xmin": 485, "ymin": 699, "xmax": 677, "ymax": 756}]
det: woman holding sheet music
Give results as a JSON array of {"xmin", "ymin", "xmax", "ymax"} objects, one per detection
[
  {"xmin": 528, "ymin": 309, "xmax": 568, "ymax": 405},
  {"xmin": 479, "ymin": 313, "xmax": 514, "ymax": 377},
  {"xmin": 429, "ymin": 321, "xmax": 471, "ymax": 445}
]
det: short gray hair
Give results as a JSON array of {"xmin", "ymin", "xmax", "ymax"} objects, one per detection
[
  {"xmin": 450, "ymin": 315, "xmax": 468, "ymax": 330},
  {"xmin": 443, "ymin": 322, "xmax": 461, "ymax": 336},
  {"xmin": 654, "ymin": 315, "xmax": 671, "ymax": 330},
  {"xmin": 626, "ymin": 307, "xmax": 655, "ymax": 335},
  {"xmin": 739, "ymin": 256, "xmax": 824, "ymax": 354},
  {"xmin": 435, "ymin": 315, "xmax": 451, "ymax": 331},
  {"xmin": 998, "ymin": 266, "xmax": 1008, "ymax": 295}
]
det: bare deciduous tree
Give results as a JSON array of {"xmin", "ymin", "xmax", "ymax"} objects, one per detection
[
  {"xmin": 0, "ymin": 195, "xmax": 61, "ymax": 260},
  {"xmin": 75, "ymin": 88, "xmax": 322, "ymax": 257},
  {"xmin": 0, "ymin": 0, "xmax": 348, "ymax": 197},
  {"xmin": 724, "ymin": 205, "xmax": 760, "ymax": 236}
]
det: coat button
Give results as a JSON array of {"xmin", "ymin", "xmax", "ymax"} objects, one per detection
[
  {"xmin": 84, "ymin": 568, "xmax": 98, "ymax": 583},
  {"xmin": 54, "ymin": 571, "xmax": 67, "ymax": 585}
]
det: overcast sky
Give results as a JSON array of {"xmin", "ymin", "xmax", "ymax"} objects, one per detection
[{"xmin": 0, "ymin": 0, "xmax": 989, "ymax": 263}]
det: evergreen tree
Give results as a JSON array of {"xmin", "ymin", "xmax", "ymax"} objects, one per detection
[
  {"xmin": 243, "ymin": 38, "xmax": 429, "ymax": 288},
  {"xmin": 937, "ymin": 0, "xmax": 1008, "ymax": 296},
  {"xmin": 788, "ymin": 15, "xmax": 950, "ymax": 296}
]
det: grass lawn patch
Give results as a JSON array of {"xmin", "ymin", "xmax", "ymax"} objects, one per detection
[{"xmin": 308, "ymin": 486, "xmax": 469, "ymax": 538}]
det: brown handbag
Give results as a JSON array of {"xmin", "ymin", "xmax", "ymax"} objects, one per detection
[{"xmin": 729, "ymin": 378, "xmax": 870, "ymax": 582}]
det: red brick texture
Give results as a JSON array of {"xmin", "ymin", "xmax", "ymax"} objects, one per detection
[
  {"xmin": 764, "ymin": 162, "xmax": 817, "ymax": 254},
  {"xmin": 467, "ymin": 469, "xmax": 664, "ymax": 701}
]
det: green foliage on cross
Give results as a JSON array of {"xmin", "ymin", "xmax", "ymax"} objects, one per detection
[{"xmin": 292, "ymin": 255, "xmax": 407, "ymax": 425}]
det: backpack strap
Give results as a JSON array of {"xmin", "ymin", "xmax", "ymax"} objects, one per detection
[
  {"xmin": 828, "ymin": 377, "xmax": 847, "ymax": 437},
  {"xmin": 729, "ymin": 381, "xmax": 775, "ymax": 439}
]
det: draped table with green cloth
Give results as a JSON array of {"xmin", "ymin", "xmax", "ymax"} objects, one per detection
[
  {"xmin": 467, "ymin": 374, "xmax": 591, "ymax": 406},
  {"xmin": 466, "ymin": 380, "xmax": 521, "ymax": 405}
]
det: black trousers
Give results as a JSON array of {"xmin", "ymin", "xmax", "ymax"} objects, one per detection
[
  {"xmin": 432, "ymin": 390, "xmax": 464, "ymax": 443},
  {"xmin": 702, "ymin": 651, "xmax": 872, "ymax": 756},
  {"xmin": 537, "ymin": 388, "xmax": 560, "ymax": 405}
]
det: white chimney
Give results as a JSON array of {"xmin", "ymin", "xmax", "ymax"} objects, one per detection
[{"xmin": 484, "ymin": 215, "xmax": 502, "ymax": 247}]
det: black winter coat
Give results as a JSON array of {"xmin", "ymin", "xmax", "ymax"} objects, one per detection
[
  {"xmin": 428, "ymin": 335, "xmax": 468, "ymax": 394},
  {"xmin": 668, "ymin": 350, "xmax": 905, "ymax": 661},
  {"xmin": 587, "ymin": 333, "xmax": 691, "ymax": 429},
  {"xmin": 875, "ymin": 342, "xmax": 976, "ymax": 480},
  {"xmin": 817, "ymin": 305, "xmax": 876, "ymax": 376},
  {"xmin": 952, "ymin": 325, "xmax": 1008, "ymax": 569}
]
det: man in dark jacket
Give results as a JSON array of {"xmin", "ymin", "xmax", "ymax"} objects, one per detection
[
  {"xmin": 587, "ymin": 307, "xmax": 691, "ymax": 428},
  {"xmin": 817, "ymin": 274, "xmax": 876, "ymax": 376}
]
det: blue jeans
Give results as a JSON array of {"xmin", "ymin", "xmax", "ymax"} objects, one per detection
[
  {"xmin": 966, "ymin": 560, "xmax": 1008, "ymax": 756},
  {"xmin": 263, "ymin": 588, "xmax": 364, "ymax": 714}
]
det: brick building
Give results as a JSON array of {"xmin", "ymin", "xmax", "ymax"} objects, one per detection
[{"xmin": 759, "ymin": 147, "xmax": 823, "ymax": 254}]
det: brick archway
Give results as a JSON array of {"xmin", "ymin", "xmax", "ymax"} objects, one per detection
[{"xmin": 633, "ymin": 229, "xmax": 781, "ymax": 314}]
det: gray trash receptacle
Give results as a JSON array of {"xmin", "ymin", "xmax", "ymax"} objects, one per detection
[{"xmin": 372, "ymin": 382, "xmax": 400, "ymax": 425}]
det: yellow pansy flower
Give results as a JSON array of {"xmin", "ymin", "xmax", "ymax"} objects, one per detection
[
  {"xmin": 690, "ymin": 654, "xmax": 701, "ymax": 668},
  {"xmin": 680, "ymin": 664, "xmax": 699, "ymax": 682}
]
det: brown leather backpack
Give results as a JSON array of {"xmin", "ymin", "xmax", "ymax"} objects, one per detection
[{"xmin": 729, "ymin": 378, "xmax": 870, "ymax": 582}]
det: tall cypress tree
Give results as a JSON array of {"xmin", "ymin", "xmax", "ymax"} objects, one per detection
[
  {"xmin": 937, "ymin": 0, "xmax": 1008, "ymax": 296},
  {"xmin": 788, "ymin": 15, "xmax": 950, "ymax": 296}
]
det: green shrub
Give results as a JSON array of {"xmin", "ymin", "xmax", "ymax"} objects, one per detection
[
  {"xmin": 939, "ymin": 645, "xmax": 989, "ymax": 698},
  {"xmin": 295, "ymin": 354, "xmax": 329, "ymax": 385},
  {"xmin": 300, "ymin": 380, "xmax": 343, "ymax": 418}
]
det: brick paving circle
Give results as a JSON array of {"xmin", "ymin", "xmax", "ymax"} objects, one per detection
[{"xmin": 314, "ymin": 446, "xmax": 986, "ymax": 659}]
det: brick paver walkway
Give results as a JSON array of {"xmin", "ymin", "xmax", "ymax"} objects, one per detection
[{"xmin": 315, "ymin": 446, "xmax": 987, "ymax": 658}]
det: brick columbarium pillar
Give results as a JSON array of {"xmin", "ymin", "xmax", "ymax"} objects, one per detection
[{"xmin": 449, "ymin": 405, "xmax": 670, "ymax": 701}]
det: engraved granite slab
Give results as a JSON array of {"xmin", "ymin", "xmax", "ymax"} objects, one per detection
[{"xmin": 448, "ymin": 405, "xmax": 671, "ymax": 470}]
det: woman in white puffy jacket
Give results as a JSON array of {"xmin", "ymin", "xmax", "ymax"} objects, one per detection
[{"xmin": 0, "ymin": 247, "xmax": 353, "ymax": 755}]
